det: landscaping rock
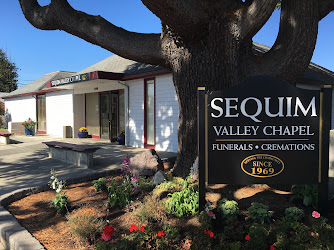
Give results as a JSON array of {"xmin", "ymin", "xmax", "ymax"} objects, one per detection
[
  {"xmin": 153, "ymin": 170, "xmax": 167, "ymax": 186},
  {"xmin": 129, "ymin": 149, "xmax": 163, "ymax": 176}
]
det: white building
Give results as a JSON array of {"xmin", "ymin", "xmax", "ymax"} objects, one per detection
[
  {"xmin": 3, "ymin": 44, "xmax": 334, "ymax": 153},
  {"xmin": 4, "ymin": 55, "xmax": 179, "ymax": 152}
]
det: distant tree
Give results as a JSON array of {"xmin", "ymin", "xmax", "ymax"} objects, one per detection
[
  {"xmin": 0, "ymin": 49, "xmax": 18, "ymax": 92},
  {"xmin": 19, "ymin": 0, "xmax": 334, "ymax": 177},
  {"xmin": 0, "ymin": 101, "xmax": 4, "ymax": 116}
]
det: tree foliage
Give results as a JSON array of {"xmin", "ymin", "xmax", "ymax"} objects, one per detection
[
  {"xmin": 19, "ymin": 0, "xmax": 334, "ymax": 177},
  {"xmin": 0, "ymin": 49, "xmax": 18, "ymax": 92}
]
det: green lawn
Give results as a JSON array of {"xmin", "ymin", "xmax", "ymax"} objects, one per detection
[{"xmin": 0, "ymin": 128, "xmax": 8, "ymax": 132}]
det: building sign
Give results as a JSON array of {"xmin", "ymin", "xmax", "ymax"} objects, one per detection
[
  {"xmin": 50, "ymin": 73, "xmax": 91, "ymax": 87},
  {"xmin": 199, "ymin": 76, "xmax": 324, "ymax": 185}
]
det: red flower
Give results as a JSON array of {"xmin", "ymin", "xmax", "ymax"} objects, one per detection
[
  {"xmin": 204, "ymin": 229, "xmax": 207, "ymax": 234},
  {"xmin": 209, "ymin": 231, "xmax": 214, "ymax": 238},
  {"xmin": 101, "ymin": 225, "xmax": 114, "ymax": 241},
  {"xmin": 158, "ymin": 230, "xmax": 165, "ymax": 237},
  {"xmin": 140, "ymin": 226, "xmax": 145, "ymax": 232},
  {"xmin": 245, "ymin": 235, "xmax": 251, "ymax": 241},
  {"xmin": 129, "ymin": 224, "xmax": 137, "ymax": 232},
  {"xmin": 270, "ymin": 245, "xmax": 275, "ymax": 250}
]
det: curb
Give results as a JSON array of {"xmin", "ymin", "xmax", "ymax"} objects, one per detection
[{"xmin": 0, "ymin": 168, "xmax": 121, "ymax": 250}]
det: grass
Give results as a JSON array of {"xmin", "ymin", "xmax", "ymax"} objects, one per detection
[{"xmin": 0, "ymin": 128, "xmax": 8, "ymax": 132}]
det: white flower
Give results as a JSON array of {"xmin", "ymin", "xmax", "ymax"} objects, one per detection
[
  {"xmin": 52, "ymin": 180, "xmax": 56, "ymax": 190},
  {"xmin": 56, "ymin": 184, "xmax": 63, "ymax": 193}
]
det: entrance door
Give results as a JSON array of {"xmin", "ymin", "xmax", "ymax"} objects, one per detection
[{"xmin": 100, "ymin": 92, "xmax": 119, "ymax": 141}]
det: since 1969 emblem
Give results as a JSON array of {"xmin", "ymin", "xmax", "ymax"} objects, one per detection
[{"xmin": 241, "ymin": 154, "xmax": 284, "ymax": 178}]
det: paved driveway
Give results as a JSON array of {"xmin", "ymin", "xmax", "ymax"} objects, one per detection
[{"xmin": 0, "ymin": 135, "xmax": 176, "ymax": 201}]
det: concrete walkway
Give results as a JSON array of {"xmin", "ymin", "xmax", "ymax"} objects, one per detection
[{"xmin": 0, "ymin": 134, "xmax": 176, "ymax": 249}]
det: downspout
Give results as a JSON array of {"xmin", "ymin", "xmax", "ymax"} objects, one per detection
[{"xmin": 118, "ymin": 81, "xmax": 130, "ymax": 145}]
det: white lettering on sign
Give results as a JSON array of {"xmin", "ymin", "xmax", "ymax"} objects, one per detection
[
  {"xmin": 50, "ymin": 74, "xmax": 85, "ymax": 87},
  {"xmin": 210, "ymin": 97, "xmax": 317, "ymax": 122}
]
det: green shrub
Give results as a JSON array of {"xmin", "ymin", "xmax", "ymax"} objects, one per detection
[
  {"xmin": 107, "ymin": 179, "xmax": 132, "ymax": 208},
  {"xmin": 248, "ymin": 202, "xmax": 272, "ymax": 224},
  {"xmin": 285, "ymin": 207, "xmax": 304, "ymax": 222},
  {"xmin": 290, "ymin": 185, "xmax": 318, "ymax": 208},
  {"xmin": 153, "ymin": 177, "xmax": 185, "ymax": 197},
  {"xmin": 51, "ymin": 192, "xmax": 68, "ymax": 214},
  {"xmin": 165, "ymin": 177, "xmax": 198, "ymax": 217},
  {"xmin": 247, "ymin": 224, "xmax": 270, "ymax": 250},
  {"xmin": 199, "ymin": 211, "xmax": 213, "ymax": 229},
  {"xmin": 93, "ymin": 178, "xmax": 108, "ymax": 192},
  {"xmin": 138, "ymin": 177, "xmax": 154, "ymax": 192},
  {"xmin": 218, "ymin": 198, "xmax": 239, "ymax": 220},
  {"xmin": 67, "ymin": 208, "xmax": 104, "ymax": 243}
]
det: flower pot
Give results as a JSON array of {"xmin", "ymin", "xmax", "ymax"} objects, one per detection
[
  {"xmin": 25, "ymin": 128, "xmax": 35, "ymax": 136},
  {"xmin": 117, "ymin": 135, "xmax": 125, "ymax": 145},
  {"xmin": 77, "ymin": 132, "xmax": 88, "ymax": 138}
]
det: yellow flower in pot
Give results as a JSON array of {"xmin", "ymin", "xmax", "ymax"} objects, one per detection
[{"xmin": 78, "ymin": 127, "xmax": 88, "ymax": 138}]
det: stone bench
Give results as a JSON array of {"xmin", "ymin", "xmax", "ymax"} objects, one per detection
[
  {"xmin": 0, "ymin": 131, "xmax": 12, "ymax": 145},
  {"xmin": 43, "ymin": 141, "xmax": 101, "ymax": 168}
]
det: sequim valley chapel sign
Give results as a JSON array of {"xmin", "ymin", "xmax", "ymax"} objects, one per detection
[{"xmin": 198, "ymin": 76, "xmax": 331, "ymax": 214}]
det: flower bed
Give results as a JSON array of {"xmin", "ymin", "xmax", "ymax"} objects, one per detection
[{"xmin": 6, "ymin": 156, "xmax": 334, "ymax": 250}]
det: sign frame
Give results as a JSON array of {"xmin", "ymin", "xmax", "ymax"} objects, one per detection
[{"xmin": 197, "ymin": 77, "xmax": 332, "ymax": 215}]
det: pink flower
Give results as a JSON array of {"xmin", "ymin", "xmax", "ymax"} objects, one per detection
[
  {"xmin": 101, "ymin": 225, "xmax": 114, "ymax": 241},
  {"xmin": 140, "ymin": 226, "xmax": 145, "ymax": 232},
  {"xmin": 129, "ymin": 224, "xmax": 137, "ymax": 232},
  {"xmin": 207, "ymin": 211, "xmax": 214, "ymax": 217},
  {"xmin": 245, "ymin": 235, "xmax": 251, "ymax": 241},
  {"xmin": 312, "ymin": 211, "xmax": 320, "ymax": 219},
  {"xmin": 270, "ymin": 245, "xmax": 275, "ymax": 250}
]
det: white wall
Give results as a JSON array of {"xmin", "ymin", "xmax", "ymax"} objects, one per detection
[
  {"xmin": 155, "ymin": 75, "xmax": 179, "ymax": 152},
  {"xmin": 73, "ymin": 94, "xmax": 85, "ymax": 138},
  {"xmin": 46, "ymin": 90, "xmax": 74, "ymax": 137},
  {"xmin": 127, "ymin": 74, "xmax": 179, "ymax": 152},
  {"xmin": 4, "ymin": 96, "xmax": 37, "ymax": 123}
]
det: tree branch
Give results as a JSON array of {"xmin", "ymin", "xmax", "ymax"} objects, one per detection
[
  {"xmin": 241, "ymin": 0, "xmax": 279, "ymax": 38},
  {"xmin": 141, "ymin": 0, "xmax": 240, "ymax": 40},
  {"xmin": 319, "ymin": 0, "xmax": 334, "ymax": 20},
  {"xmin": 19, "ymin": 0, "xmax": 166, "ymax": 67},
  {"xmin": 251, "ymin": 0, "xmax": 318, "ymax": 83}
]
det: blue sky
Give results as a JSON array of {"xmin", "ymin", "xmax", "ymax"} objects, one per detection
[{"xmin": 1, "ymin": 1, "xmax": 334, "ymax": 88}]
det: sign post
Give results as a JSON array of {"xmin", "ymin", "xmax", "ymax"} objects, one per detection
[
  {"xmin": 198, "ymin": 87, "xmax": 206, "ymax": 211},
  {"xmin": 198, "ymin": 76, "xmax": 331, "ymax": 215},
  {"xmin": 318, "ymin": 86, "xmax": 332, "ymax": 216}
]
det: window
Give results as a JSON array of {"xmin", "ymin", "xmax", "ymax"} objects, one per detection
[
  {"xmin": 144, "ymin": 79, "xmax": 155, "ymax": 148},
  {"xmin": 37, "ymin": 95, "xmax": 46, "ymax": 132}
]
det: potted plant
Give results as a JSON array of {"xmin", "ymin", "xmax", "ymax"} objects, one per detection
[
  {"xmin": 77, "ymin": 127, "xmax": 88, "ymax": 138},
  {"xmin": 22, "ymin": 118, "xmax": 36, "ymax": 136},
  {"xmin": 117, "ymin": 129, "xmax": 125, "ymax": 145}
]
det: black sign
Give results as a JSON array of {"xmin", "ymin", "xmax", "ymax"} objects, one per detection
[{"xmin": 202, "ymin": 76, "xmax": 323, "ymax": 184}]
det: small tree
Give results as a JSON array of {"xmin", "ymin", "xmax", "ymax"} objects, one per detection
[{"xmin": 0, "ymin": 49, "xmax": 18, "ymax": 93}]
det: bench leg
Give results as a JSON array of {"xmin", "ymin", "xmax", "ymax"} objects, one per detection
[
  {"xmin": 48, "ymin": 147, "xmax": 93, "ymax": 168},
  {"xmin": 0, "ymin": 136, "xmax": 10, "ymax": 145},
  {"xmin": 66, "ymin": 151, "xmax": 93, "ymax": 168}
]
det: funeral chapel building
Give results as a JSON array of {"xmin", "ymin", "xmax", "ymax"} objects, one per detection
[{"xmin": 3, "ymin": 43, "xmax": 334, "ymax": 153}]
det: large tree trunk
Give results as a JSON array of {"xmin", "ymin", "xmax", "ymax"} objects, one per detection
[{"xmin": 165, "ymin": 23, "xmax": 253, "ymax": 177}]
